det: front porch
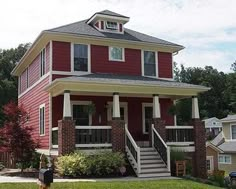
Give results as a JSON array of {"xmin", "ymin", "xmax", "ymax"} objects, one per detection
[{"xmin": 45, "ymin": 73, "xmax": 208, "ymax": 178}]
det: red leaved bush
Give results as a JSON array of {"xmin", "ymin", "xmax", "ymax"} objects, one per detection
[{"xmin": 0, "ymin": 101, "xmax": 39, "ymax": 172}]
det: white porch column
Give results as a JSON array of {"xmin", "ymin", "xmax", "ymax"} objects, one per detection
[
  {"xmin": 113, "ymin": 92, "xmax": 120, "ymax": 118},
  {"xmin": 153, "ymin": 94, "xmax": 161, "ymax": 118},
  {"xmin": 192, "ymin": 96, "xmax": 200, "ymax": 119},
  {"xmin": 63, "ymin": 90, "xmax": 72, "ymax": 118}
]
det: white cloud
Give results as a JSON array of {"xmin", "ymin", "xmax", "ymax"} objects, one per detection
[{"xmin": 0, "ymin": 0, "xmax": 235, "ymax": 72}]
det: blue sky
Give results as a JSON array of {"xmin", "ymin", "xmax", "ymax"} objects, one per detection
[{"xmin": 1, "ymin": 0, "xmax": 235, "ymax": 72}]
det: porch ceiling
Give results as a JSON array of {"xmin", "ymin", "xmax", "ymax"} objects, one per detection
[{"xmin": 44, "ymin": 74, "xmax": 210, "ymax": 98}]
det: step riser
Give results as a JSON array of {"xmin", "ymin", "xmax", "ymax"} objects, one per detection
[
  {"xmin": 141, "ymin": 164, "xmax": 166, "ymax": 168},
  {"xmin": 140, "ymin": 148, "xmax": 155, "ymax": 152},
  {"xmin": 141, "ymin": 160, "xmax": 163, "ymax": 164},
  {"xmin": 141, "ymin": 168, "xmax": 168, "ymax": 173},
  {"xmin": 138, "ymin": 173, "xmax": 171, "ymax": 178},
  {"xmin": 141, "ymin": 156, "xmax": 161, "ymax": 160}
]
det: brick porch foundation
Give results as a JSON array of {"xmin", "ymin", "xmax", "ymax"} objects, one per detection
[
  {"xmin": 58, "ymin": 119, "xmax": 75, "ymax": 155},
  {"xmin": 109, "ymin": 119, "xmax": 125, "ymax": 153},
  {"xmin": 192, "ymin": 118, "xmax": 207, "ymax": 179}
]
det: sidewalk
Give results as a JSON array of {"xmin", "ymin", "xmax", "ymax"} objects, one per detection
[{"xmin": 0, "ymin": 175, "xmax": 178, "ymax": 183}]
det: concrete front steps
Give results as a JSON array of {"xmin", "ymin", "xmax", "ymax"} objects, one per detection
[{"xmin": 128, "ymin": 147, "xmax": 171, "ymax": 178}]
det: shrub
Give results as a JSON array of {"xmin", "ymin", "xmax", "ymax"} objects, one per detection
[
  {"xmin": 212, "ymin": 170, "xmax": 225, "ymax": 187},
  {"xmin": 0, "ymin": 162, "xmax": 4, "ymax": 171},
  {"xmin": 56, "ymin": 151, "xmax": 87, "ymax": 177},
  {"xmin": 85, "ymin": 151, "xmax": 126, "ymax": 176},
  {"xmin": 55, "ymin": 151, "xmax": 126, "ymax": 177}
]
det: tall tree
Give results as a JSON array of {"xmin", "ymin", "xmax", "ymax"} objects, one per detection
[{"xmin": 0, "ymin": 43, "xmax": 30, "ymax": 127}]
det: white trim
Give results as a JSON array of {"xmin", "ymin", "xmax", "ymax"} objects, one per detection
[
  {"xmin": 192, "ymin": 97, "xmax": 200, "ymax": 119},
  {"xmin": 75, "ymin": 143, "xmax": 112, "ymax": 148},
  {"xmin": 153, "ymin": 95, "xmax": 160, "ymax": 118},
  {"xmin": 63, "ymin": 91, "xmax": 71, "ymax": 118},
  {"xmin": 51, "ymin": 71, "xmax": 91, "ymax": 76},
  {"xmin": 52, "ymin": 145, "xmax": 58, "ymax": 149},
  {"xmin": 75, "ymin": 126, "xmax": 111, "ymax": 129},
  {"xmin": 108, "ymin": 46, "xmax": 125, "ymax": 62},
  {"xmin": 18, "ymin": 72, "xmax": 50, "ymax": 98},
  {"xmin": 49, "ymin": 40, "xmax": 53, "ymax": 83},
  {"xmin": 166, "ymin": 142, "xmax": 194, "ymax": 146},
  {"xmin": 218, "ymin": 154, "xmax": 232, "ymax": 164},
  {"xmin": 174, "ymin": 100, "xmax": 177, "ymax": 126},
  {"xmin": 70, "ymin": 43, "xmax": 91, "ymax": 73},
  {"xmin": 152, "ymin": 125, "xmax": 167, "ymax": 148},
  {"xmin": 206, "ymin": 156, "xmax": 214, "ymax": 172},
  {"xmin": 142, "ymin": 103, "xmax": 153, "ymax": 134},
  {"xmin": 52, "ymin": 127, "xmax": 58, "ymax": 131},
  {"xmin": 141, "ymin": 50, "xmax": 158, "ymax": 78},
  {"xmin": 166, "ymin": 125, "xmax": 194, "ymax": 129},
  {"xmin": 71, "ymin": 101, "xmax": 92, "ymax": 126},
  {"xmin": 39, "ymin": 103, "xmax": 46, "ymax": 136},
  {"xmin": 169, "ymin": 146, "xmax": 195, "ymax": 152},
  {"xmin": 230, "ymin": 124, "xmax": 236, "ymax": 140}
]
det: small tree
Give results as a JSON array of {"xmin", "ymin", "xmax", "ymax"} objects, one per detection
[{"xmin": 0, "ymin": 101, "xmax": 39, "ymax": 173}]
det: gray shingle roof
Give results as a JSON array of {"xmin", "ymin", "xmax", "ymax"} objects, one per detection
[
  {"xmin": 218, "ymin": 141, "xmax": 236, "ymax": 153},
  {"xmin": 46, "ymin": 20, "xmax": 183, "ymax": 48},
  {"xmin": 221, "ymin": 115, "xmax": 236, "ymax": 122},
  {"xmin": 58, "ymin": 73, "xmax": 209, "ymax": 90},
  {"xmin": 94, "ymin": 10, "xmax": 129, "ymax": 18},
  {"xmin": 211, "ymin": 131, "xmax": 224, "ymax": 146}
]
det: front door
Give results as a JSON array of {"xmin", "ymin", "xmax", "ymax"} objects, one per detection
[
  {"xmin": 107, "ymin": 102, "xmax": 128, "ymax": 125},
  {"xmin": 206, "ymin": 156, "xmax": 214, "ymax": 173}
]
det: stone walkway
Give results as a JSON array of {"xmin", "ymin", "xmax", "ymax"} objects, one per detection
[{"xmin": 0, "ymin": 175, "xmax": 178, "ymax": 183}]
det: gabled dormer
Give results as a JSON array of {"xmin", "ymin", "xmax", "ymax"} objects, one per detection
[{"xmin": 86, "ymin": 10, "xmax": 129, "ymax": 34}]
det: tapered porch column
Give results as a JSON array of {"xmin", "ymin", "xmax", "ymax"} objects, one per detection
[
  {"xmin": 149, "ymin": 95, "xmax": 166, "ymax": 146},
  {"xmin": 191, "ymin": 96, "xmax": 207, "ymax": 178},
  {"xmin": 192, "ymin": 96, "xmax": 200, "ymax": 119},
  {"xmin": 58, "ymin": 90, "xmax": 75, "ymax": 155},
  {"xmin": 113, "ymin": 92, "xmax": 120, "ymax": 118},
  {"xmin": 109, "ymin": 92, "xmax": 125, "ymax": 152},
  {"xmin": 63, "ymin": 90, "xmax": 72, "ymax": 119}
]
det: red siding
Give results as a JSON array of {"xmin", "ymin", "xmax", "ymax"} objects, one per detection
[
  {"xmin": 52, "ymin": 96, "xmax": 174, "ymax": 141},
  {"xmin": 101, "ymin": 21, "xmax": 104, "ymax": 30},
  {"xmin": 158, "ymin": 52, "xmax": 173, "ymax": 78},
  {"xmin": 95, "ymin": 22, "xmax": 99, "ymax": 28},
  {"xmin": 20, "ymin": 69, "xmax": 27, "ymax": 93},
  {"xmin": 119, "ymin": 24, "xmax": 123, "ymax": 32},
  {"xmin": 45, "ymin": 43, "xmax": 50, "ymax": 73},
  {"xmin": 91, "ymin": 45, "xmax": 141, "ymax": 75},
  {"xmin": 18, "ymin": 76, "xmax": 50, "ymax": 149},
  {"xmin": 28, "ymin": 54, "xmax": 40, "ymax": 87},
  {"xmin": 52, "ymin": 41, "xmax": 71, "ymax": 71}
]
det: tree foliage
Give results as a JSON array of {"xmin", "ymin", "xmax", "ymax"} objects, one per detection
[
  {"xmin": 174, "ymin": 64, "xmax": 236, "ymax": 124},
  {"xmin": 0, "ymin": 43, "xmax": 30, "ymax": 127},
  {"xmin": 0, "ymin": 102, "xmax": 39, "ymax": 172}
]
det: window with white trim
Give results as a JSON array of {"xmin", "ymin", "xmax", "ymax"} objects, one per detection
[
  {"xmin": 39, "ymin": 104, "xmax": 45, "ymax": 136},
  {"xmin": 106, "ymin": 21, "xmax": 118, "ymax": 30},
  {"xmin": 109, "ymin": 47, "xmax": 124, "ymax": 61},
  {"xmin": 143, "ymin": 51, "xmax": 156, "ymax": 77},
  {"xmin": 73, "ymin": 44, "xmax": 88, "ymax": 72},
  {"xmin": 231, "ymin": 125, "xmax": 236, "ymax": 139},
  {"xmin": 40, "ymin": 48, "xmax": 46, "ymax": 77},
  {"xmin": 218, "ymin": 154, "xmax": 231, "ymax": 164}
]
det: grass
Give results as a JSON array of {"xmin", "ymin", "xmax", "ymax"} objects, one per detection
[{"xmin": 0, "ymin": 179, "xmax": 221, "ymax": 189}]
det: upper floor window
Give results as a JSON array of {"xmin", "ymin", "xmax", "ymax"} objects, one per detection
[
  {"xmin": 109, "ymin": 47, "xmax": 124, "ymax": 61},
  {"xmin": 106, "ymin": 21, "xmax": 118, "ymax": 30},
  {"xmin": 40, "ymin": 48, "xmax": 46, "ymax": 77},
  {"xmin": 231, "ymin": 125, "xmax": 236, "ymax": 139},
  {"xmin": 39, "ymin": 104, "xmax": 45, "ymax": 136},
  {"xmin": 73, "ymin": 44, "xmax": 88, "ymax": 72},
  {"xmin": 143, "ymin": 51, "xmax": 156, "ymax": 77},
  {"xmin": 218, "ymin": 155, "xmax": 231, "ymax": 164}
]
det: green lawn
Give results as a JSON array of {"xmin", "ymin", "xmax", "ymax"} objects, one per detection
[{"xmin": 0, "ymin": 180, "xmax": 221, "ymax": 189}]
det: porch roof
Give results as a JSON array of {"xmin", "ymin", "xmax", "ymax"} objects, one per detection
[{"xmin": 45, "ymin": 73, "xmax": 210, "ymax": 97}]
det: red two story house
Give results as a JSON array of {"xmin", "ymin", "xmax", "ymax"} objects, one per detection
[{"xmin": 12, "ymin": 10, "xmax": 209, "ymax": 178}]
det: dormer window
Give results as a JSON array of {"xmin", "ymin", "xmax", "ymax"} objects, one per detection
[{"xmin": 106, "ymin": 21, "xmax": 118, "ymax": 30}]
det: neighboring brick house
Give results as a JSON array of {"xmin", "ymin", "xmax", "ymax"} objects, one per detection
[{"xmin": 12, "ymin": 10, "xmax": 209, "ymax": 178}]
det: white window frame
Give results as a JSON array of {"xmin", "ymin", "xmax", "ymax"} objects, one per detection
[
  {"xmin": 230, "ymin": 124, "xmax": 236, "ymax": 140},
  {"xmin": 107, "ymin": 102, "xmax": 128, "ymax": 125},
  {"xmin": 39, "ymin": 104, "xmax": 45, "ymax": 136},
  {"xmin": 71, "ymin": 43, "xmax": 91, "ymax": 74},
  {"xmin": 141, "ymin": 50, "xmax": 158, "ymax": 78},
  {"xmin": 206, "ymin": 156, "xmax": 214, "ymax": 172},
  {"xmin": 106, "ymin": 21, "xmax": 118, "ymax": 30},
  {"xmin": 218, "ymin": 154, "xmax": 232, "ymax": 164},
  {"xmin": 142, "ymin": 103, "xmax": 153, "ymax": 134},
  {"xmin": 109, "ymin": 47, "xmax": 125, "ymax": 62},
  {"xmin": 40, "ymin": 48, "xmax": 46, "ymax": 77},
  {"xmin": 71, "ymin": 101, "xmax": 92, "ymax": 126}
]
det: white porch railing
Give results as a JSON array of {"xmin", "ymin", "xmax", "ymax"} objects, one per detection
[
  {"xmin": 75, "ymin": 126, "xmax": 112, "ymax": 148},
  {"xmin": 52, "ymin": 127, "xmax": 58, "ymax": 149},
  {"xmin": 152, "ymin": 124, "xmax": 171, "ymax": 172},
  {"xmin": 125, "ymin": 124, "xmax": 141, "ymax": 175},
  {"xmin": 166, "ymin": 126, "xmax": 194, "ymax": 145}
]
